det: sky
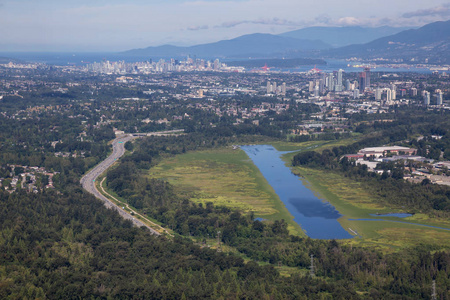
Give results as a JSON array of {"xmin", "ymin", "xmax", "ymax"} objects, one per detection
[{"xmin": 1, "ymin": 0, "xmax": 450, "ymax": 52}]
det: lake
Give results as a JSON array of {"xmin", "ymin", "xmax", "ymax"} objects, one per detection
[{"xmin": 241, "ymin": 145, "xmax": 352, "ymax": 239}]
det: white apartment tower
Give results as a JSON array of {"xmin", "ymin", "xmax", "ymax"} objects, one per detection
[
  {"xmin": 436, "ymin": 90, "xmax": 443, "ymax": 105},
  {"xmin": 423, "ymin": 91, "xmax": 431, "ymax": 106}
]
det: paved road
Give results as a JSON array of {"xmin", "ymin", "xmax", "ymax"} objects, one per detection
[{"xmin": 80, "ymin": 135, "xmax": 160, "ymax": 235}]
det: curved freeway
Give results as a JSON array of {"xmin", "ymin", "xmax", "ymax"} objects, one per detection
[{"xmin": 80, "ymin": 135, "xmax": 160, "ymax": 235}]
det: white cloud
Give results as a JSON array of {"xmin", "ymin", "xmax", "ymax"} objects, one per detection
[{"xmin": 403, "ymin": 3, "xmax": 450, "ymax": 18}]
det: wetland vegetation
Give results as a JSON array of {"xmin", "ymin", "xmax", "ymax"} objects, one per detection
[{"xmin": 101, "ymin": 132, "xmax": 450, "ymax": 298}]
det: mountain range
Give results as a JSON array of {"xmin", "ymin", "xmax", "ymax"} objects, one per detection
[
  {"xmin": 279, "ymin": 26, "xmax": 412, "ymax": 48},
  {"xmin": 122, "ymin": 20, "xmax": 450, "ymax": 64},
  {"xmin": 122, "ymin": 33, "xmax": 330, "ymax": 59},
  {"xmin": 325, "ymin": 20, "xmax": 450, "ymax": 64}
]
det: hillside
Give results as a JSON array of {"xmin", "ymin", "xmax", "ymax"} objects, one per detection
[
  {"xmin": 279, "ymin": 26, "xmax": 411, "ymax": 48},
  {"xmin": 326, "ymin": 20, "xmax": 450, "ymax": 63}
]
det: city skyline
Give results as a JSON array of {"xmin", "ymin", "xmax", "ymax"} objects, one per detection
[{"xmin": 1, "ymin": 0, "xmax": 450, "ymax": 52}]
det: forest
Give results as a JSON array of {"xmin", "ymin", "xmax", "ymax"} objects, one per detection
[{"xmin": 103, "ymin": 132, "xmax": 450, "ymax": 299}]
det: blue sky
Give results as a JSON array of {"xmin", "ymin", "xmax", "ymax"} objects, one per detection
[{"xmin": 1, "ymin": 0, "xmax": 450, "ymax": 52}]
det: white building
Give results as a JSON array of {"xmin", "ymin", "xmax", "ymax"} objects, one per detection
[
  {"xmin": 358, "ymin": 146, "xmax": 416, "ymax": 158},
  {"xmin": 423, "ymin": 91, "xmax": 431, "ymax": 106}
]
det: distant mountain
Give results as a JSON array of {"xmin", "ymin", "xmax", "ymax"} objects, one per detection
[
  {"xmin": 326, "ymin": 20, "xmax": 450, "ymax": 63},
  {"xmin": 279, "ymin": 26, "xmax": 412, "ymax": 48},
  {"xmin": 122, "ymin": 33, "xmax": 331, "ymax": 59}
]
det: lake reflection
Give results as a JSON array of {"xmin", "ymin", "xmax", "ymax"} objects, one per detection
[{"xmin": 241, "ymin": 145, "xmax": 352, "ymax": 239}]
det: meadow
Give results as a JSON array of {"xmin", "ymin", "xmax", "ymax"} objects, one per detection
[
  {"xmin": 148, "ymin": 139, "xmax": 450, "ymax": 250},
  {"xmin": 292, "ymin": 165, "xmax": 450, "ymax": 251},
  {"xmin": 148, "ymin": 147, "xmax": 305, "ymax": 236}
]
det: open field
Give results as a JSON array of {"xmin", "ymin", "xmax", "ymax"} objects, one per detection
[
  {"xmin": 148, "ymin": 147, "xmax": 305, "ymax": 236},
  {"xmin": 292, "ymin": 166, "xmax": 450, "ymax": 251},
  {"xmin": 272, "ymin": 136, "xmax": 359, "ymax": 152},
  {"xmin": 272, "ymin": 136, "xmax": 360, "ymax": 163},
  {"xmin": 147, "ymin": 138, "xmax": 366, "ymax": 237},
  {"xmin": 148, "ymin": 139, "xmax": 450, "ymax": 250}
]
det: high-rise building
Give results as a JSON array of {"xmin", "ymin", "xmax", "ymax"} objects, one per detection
[
  {"xmin": 436, "ymin": 90, "xmax": 443, "ymax": 105},
  {"xmin": 335, "ymin": 69, "xmax": 343, "ymax": 92},
  {"xmin": 320, "ymin": 73, "xmax": 326, "ymax": 91},
  {"xmin": 386, "ymin": 89, "xmax": 392, "ymax": 102},
  {"xmin": 337, "ymin": 69, "xmax": 343, "ymax": 86},
  {"xmin": 309, "ymin": 81, "xmax": 314, "ymax": 93},
  {"xmin": 358, "ymin": 72, "xmax": 366, "ymax": 91},
  {"xmin": 364, "ymin": 67, "xmax": 371, "ymax": 89},
  {"xmin": 400, "ymin": 89, "xmax": 406, "ymax": 97},
  {"xmin": 353, "ymin": 89, "xmax": 360, "ymax": 99},
  {"xmin": 411, "ymin": 88, "xmax": 418, "ymax": 96},
  {"xmin": 345, "ymin": 79, "xmax": 351, "ymax": 91},
  {"xmin": 375, "ymin": 88, "xmax": 382, "ymax": 101},
  {"xmin": 267, "ymin": 81, "xmax": 272, "ymax": 94},
  {"xmin": 390, "ymin": 84, "xmax": 396, "ymax": 100},
  {"xmin": 423, "ymin": 91, "xmax": 431, "ymax": 106},
  {"xmin": 281, "ymin": 83, "xmax": 286, "ymax": 95},
  {"xmin": 214, "ymin": 59, "xmax": 220, "ymax": 70},
  {"xmin": 327, "ymin": 73, "xmax": 334, "ymax": 91},
  {"xmin": 319, "ymin": 79, "xmax": 325, "ymax": 93},
  {"xmin": 314, "ymin": 85, "xmax": 319, "ymax": 98}
]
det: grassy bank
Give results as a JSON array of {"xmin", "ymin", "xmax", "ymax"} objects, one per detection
[
  {"xmin": 273, "ymin": 136, "xmax": 360, "ymax": 163},
  {"xmin": 292, "ymin": 166, "xmax": 450, "ymax": 251}
]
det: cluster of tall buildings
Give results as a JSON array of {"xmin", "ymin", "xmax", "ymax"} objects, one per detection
[
  {"xmin": 309, "ymin": 68, "xmax": 364, "ymax": 97},
  {"xmin": 423, "ymin": 89, "xmax": 443, "ymax": 106},
  {"xmin": 375, "ymin": 84, "xmax": 398, "ymax": 102},
  {"xmin": 307, "ymin": 67, "xmax": 446, "ymax": 106},
  {"xmin": 84, "ymin": 57, "xmax": 226, "ymax": 74},
  {"xmin": 266, "ymin": 81, "xmax": 286, "ymax": 95},
  {"xmin": 358, "ymin": 68, "xmax": 371, "ymax": 91},
  {"xmin": 373, "ymin": 86, "xmax": 443, "ymax": 106}
]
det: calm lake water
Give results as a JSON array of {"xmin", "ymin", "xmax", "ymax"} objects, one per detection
[{"xmin": 241, "ymin": 145, "xmax": 352, "ymax": 239}]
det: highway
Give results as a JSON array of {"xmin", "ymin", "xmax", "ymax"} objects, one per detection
[{"xmin": 80, "ymin": 134, "xmax": 161, "ymax": 235}]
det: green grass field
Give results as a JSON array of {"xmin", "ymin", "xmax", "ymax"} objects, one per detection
[
  {"xmin": 148, "ymin": 139, "xmax": 450, "ymax": 251},
  {"xmin": 273, "ymin": 136, "xmax": 360, "ymax": 163},
  {"xmin": 292, "ymin": 166, "xmax": 450, "ymax": 251},
  {"xmin": 148, "ymin": 147, "xmax": 305, "ymax": 236},
  {"xmin": 147, "ymin": 138, "xmax": 364, "ymax": 237}
]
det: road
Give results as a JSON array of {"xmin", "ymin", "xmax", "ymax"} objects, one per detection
[{"xmin": 80, "ymin": 134, "xmax": 161, "ymax": 235}]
